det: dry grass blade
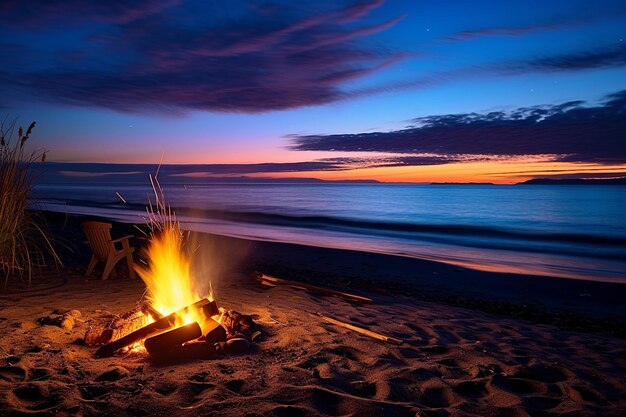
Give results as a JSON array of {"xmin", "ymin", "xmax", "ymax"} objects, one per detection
[{"xmin": 0, "ymin": 119, "xmax": 60, "ymax": 285}]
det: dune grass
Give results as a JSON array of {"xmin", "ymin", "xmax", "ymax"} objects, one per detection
[{"xmin": 0, "ymin": 119, "xmax": 59, "ymax": 285}]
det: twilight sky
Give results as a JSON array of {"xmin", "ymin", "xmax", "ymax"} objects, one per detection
[{"xmin": 1, "ymin": 0, "xmax": 625, "ymax": 183}]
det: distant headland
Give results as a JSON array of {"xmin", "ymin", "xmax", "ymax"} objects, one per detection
[{"xmin": 518, "ymin": 177, "xmax": 626, "ymax": 185}]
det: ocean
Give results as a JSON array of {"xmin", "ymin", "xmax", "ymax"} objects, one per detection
[{"xmin": 33, "ymin": 182, "xmax": 626, "ymax": 283}]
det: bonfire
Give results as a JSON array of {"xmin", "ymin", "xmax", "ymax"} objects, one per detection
[{"xmin": 84, "ymin": 175, "xmax": 257, "ymax": 361}]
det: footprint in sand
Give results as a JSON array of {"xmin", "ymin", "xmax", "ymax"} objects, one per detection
[
  {"xmin": 217, "ymin": 364, "xmax": 235, "ymax": 375},
  {"xmin": 224, "ymin": 379, "xmax": 246, "ymax": 395},
  {"xmin": 79, "ymin": 383, "xmax": 114, "ymax": 400},
  {"xmin": 491, "ymin": 374, "xmax": 548, "ymax": 395},
  {"xmin": 522, "ymin": 395, "xmax": 563, "ymax": 411},
  {"xmin": 298, "ymin": 354, "xmax": 327, "ymax": 370},
  {"xmin": 325, "ymin": 345, "xmax": 361, "ymax": 361},
  {"xmin": 418, "ymin": 386, "xmax": 461, "ymax": 408},
  {"xmin": 3, "ymin": 355, "xmax": 21, "ymax": 365},
  {"xmin": 154, "ymin": 381, "xmax": 178, "ymax": 396},
  {"xmin": 0, "ymin": 365, "xmax": 27, "ymax": 382},
  {"xmin": 30, "ymin": 368, "xmax": 52, "ymax": 381},
  {"xmin": 513, "ymin": 363, "xmax": 571, "ymax": 383},
  {"xmin": 437, "ymin": 358, "xmax": 459, "ymax": 367},
  {"xmin": 453, "ymin": 380, "xmax": 489, "ymax": 399},
  {"xmin": 174, "ymin": 380, "xmax": 216, "ymax": 409},
  {"xmin": 386, "ymin": 377, "xmax": 419, "ymax": 402},
  {"xmin": 310, "ymin": 386, "xmax": 416, "ymax": 417},
  {"xmin": 10, "ymin": 382, "xmax": 64, "ymax": 412}
]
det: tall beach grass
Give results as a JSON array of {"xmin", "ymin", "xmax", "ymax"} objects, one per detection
[{"xmin": 0, "ymin": 119, "xmax": 59, "ymax": 285}]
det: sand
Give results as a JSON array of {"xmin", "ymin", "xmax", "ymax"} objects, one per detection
[
  {"xmin": 2, "ymin": 273, "xmax": 626, "ymax": 417},
  {"xmin": 1, "ymin": 213, "xmax": 625, "ymax": 416}
]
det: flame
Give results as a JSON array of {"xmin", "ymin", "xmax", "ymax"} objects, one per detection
[{"xmin": 135, "ymin": 224, "xmax": 212, "ymax": 328}]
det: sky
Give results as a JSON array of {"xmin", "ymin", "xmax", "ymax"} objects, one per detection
[{"xmin": 1, "ymin": 0, "xmax": 625, "ymax": 183}]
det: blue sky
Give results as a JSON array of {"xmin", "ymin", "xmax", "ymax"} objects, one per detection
[{"xmin": 1, "ymin": 0, "xmax": 625, "ymax": 182}]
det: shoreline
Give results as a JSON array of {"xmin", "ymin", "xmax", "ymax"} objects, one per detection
[{"xmin": 37, "ymin": 210, "xmax": 626, "ymax": 338}]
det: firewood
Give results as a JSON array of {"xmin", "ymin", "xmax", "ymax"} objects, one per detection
[
  {"xmin": 253, "ymin": 272, "xmax": 373, "ymax": 304},
  {"xmin": 140, "ymin": 303, "xmax": 163, "ymax": 320},
  {"xmin": 149, "ymin": 341, "xmax": 216, "ymax": 362},
  {"xmin": 85, "ymin": 305, "xmax": 150, "ymax": 346},
  {"xmin": 200, "ymin": 303, "xmax": 220, "ymax": 321},
  {"xmin": 95, "ymin": 299, "xmax": 217, "ymax": 358},
  {"xmin": 317, "ymin": 312, "xmax": 403, "ymax": 345},
  {"xmin": 200, "ymin": 317, "xmax": 227, "ymax": 344},
  {"xmin": 144, "ymin": 322, "xmax": 202, "ymax": 357}
]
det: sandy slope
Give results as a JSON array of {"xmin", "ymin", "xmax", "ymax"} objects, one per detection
[{"xmin": 1, "ymin": 269, "xmax": 625, "ymax": 417}]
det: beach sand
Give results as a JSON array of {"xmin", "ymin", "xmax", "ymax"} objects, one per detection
[{"xmin": 1, "ymin": 213, "xmax": 625, "ymax": 416}]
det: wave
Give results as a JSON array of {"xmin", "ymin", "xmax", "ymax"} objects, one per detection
[
  {"xmin": 39, "ymin": 197, "xmax": 626, "ymax": 255},
  {"xmin": 193, "ymin": 209, "xmax": 626, "ymax": 247}
]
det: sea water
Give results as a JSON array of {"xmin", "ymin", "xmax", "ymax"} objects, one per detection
[{"xmin": 34, "ymin": 182, "xmax": 626, "ymax": 282}]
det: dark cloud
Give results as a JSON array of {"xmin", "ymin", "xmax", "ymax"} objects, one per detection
[
  {"xmin": 290, "ymin": 90, "xmax": 626, "ymax": 164},
  {"xmin": 0, "ymin": 0, "xmax": 404, "ymax": 113},
  {"xmin": 345, "ymin": 42, "xmax": 626, "ymax": 103},
  {"xmin": 517, "ymin": 44, "xmax": 626, "ymax": 72},
  {"xmin": 441, "ymin": 22, "xmax": 571, "ymax": 42},
  {"xmin": 0, "ymin": 0, "xmax": 182, "ymax": 25}
]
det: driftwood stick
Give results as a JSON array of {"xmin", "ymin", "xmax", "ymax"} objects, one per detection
[
  {"xmin": 95, "ymin": 299, "xmax": 217, "ymax": 358},
  {"xmin": 253, "ymin": 272, "xmax": 373, "ymax": 304},
  {"xmin": 317, "ymin": 312, "xmax": 403, "ymax": 345}
]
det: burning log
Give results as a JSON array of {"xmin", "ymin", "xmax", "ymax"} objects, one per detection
[
  {"xmin": 253, "ymin": 272, "xmax": 373, "ymax": 304},
  {"xmin": 148, "ymin": 341, "xmax": 216, "ymax": 362},
  {"xmin": 199, "ymin": 316, "xmax": 227, "ymax": 344},
  {"xmin": 144, "ymin": 322, "xmax": 202, "ymax": 359},
  {"xmin": 317, "ymin": 312, "xmax": 403, "ymax": 345},
  {"xmin": 95, "ymin": 298, "xmax": 218, "ymax": 358},
  {"xmin": 85, "ymin": 301, "xmax": 158, "ymax": 346}
]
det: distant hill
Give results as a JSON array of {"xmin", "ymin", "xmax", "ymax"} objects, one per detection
[{"xmin": 519, "ymin": 177, "xmax": 626, "ymax": 185}]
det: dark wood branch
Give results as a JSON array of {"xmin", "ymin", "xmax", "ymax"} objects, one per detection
[
  {"xmin": 317, "ymin": 312, "xmax": 403, "ymax": 345},
  {"xmin": 253, "ymin": 272, "xmax": 373, "ymax": 304}
]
